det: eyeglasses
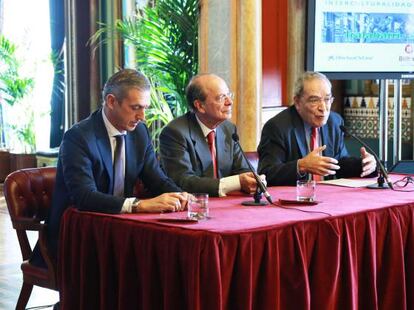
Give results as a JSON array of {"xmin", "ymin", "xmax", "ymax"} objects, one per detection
[
  {"xmin": 216, "ymin": 92, "xmax": 234, "ymax": 103},
  {"xmin": 304, "ymin": 96, "xmax": 334, "ymax": 106}
]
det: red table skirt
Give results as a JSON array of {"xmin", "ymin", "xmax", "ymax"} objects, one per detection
[{"xmin": 59, "ymin": 202, "xmax": 414, "ymax": 309}]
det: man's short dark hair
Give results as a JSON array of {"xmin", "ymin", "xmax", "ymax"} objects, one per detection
[
  {"xmin": 102, "ymin": 69, "xmax": 150, "ymax": 102},
  {"xmin": 185, "ymin": 73, "xmax": 211, "ymax": 110}
]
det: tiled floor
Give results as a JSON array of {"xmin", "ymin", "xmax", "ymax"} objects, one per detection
[{"xmin": 0, "ymin": 184, "xmax": 59, "ymax": 309}]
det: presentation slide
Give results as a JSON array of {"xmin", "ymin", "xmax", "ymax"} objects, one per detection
[{"xmin": 312, "ymin": 0, "xmax": 414, "ymax": 75}]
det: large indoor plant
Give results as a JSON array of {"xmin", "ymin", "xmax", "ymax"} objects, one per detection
[
  {"xmin": 0, "ymin": 35, "xmax": 36, "ymax": 174},
  {"xmin": 91, "ymin": 0, "xmax": 199, "ymax": 146}
]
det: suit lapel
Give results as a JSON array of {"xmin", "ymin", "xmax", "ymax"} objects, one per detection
[
  {"xmin": 124, "ymin": 132, "xmax": 136, "ymax": 191},
  {"xmin": 215, "ymin": 125, "xmax": 230, "ymax": 178},
  {"xmin": 188, "ymin": 113, "xmax": 215, "ymax": 177},
  {"xmin": 292, "ymin": 108, "xmax": 308, "ymax": 157},
  {"xmin": 320, "ymin": 124, "xmax": 331, "ymax": 157},
  {"xmin": 94, "ymin": 111, "xmax": 114, "ymax": 192}
]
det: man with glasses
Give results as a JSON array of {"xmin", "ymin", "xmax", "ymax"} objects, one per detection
[
  {"xmin": 159, "ymin": 73, "xmax": 261, "ymax": 196},
  {"xmin": 258, "ymin": 71, "xmax": 376, "ymax": 186}
]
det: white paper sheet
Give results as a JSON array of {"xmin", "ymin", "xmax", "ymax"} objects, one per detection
[{"xmin": 318, "ymin": 178, "xmax": 377, "ymax": 188}]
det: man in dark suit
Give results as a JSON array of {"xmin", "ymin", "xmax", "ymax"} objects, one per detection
[
  {"xmin": 159, "ymin": 73, "xmax": 261, "ymax": 197},
  {"xmin": 258, "ymin": 71, "xmax": 376, "ymax": 186},
  {"xmin": 38, "ymin": 69, "xmax": 187, "ymax": 266}
]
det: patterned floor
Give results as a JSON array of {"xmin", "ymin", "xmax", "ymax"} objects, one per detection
[{"xmin": 0, "ymin": 184, "xmax": 59, "ymax": 309}]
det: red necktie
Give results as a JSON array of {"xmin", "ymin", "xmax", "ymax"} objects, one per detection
[
  {"xmin": 207, "ymin": 131, "xmax": 218, "ymax": 178},
  {"xmin": 310, "ymin": 128, "xmax": 322, "ymax": 181}
]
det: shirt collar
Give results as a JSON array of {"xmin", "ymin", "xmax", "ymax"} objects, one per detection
[
  {"xmin": 195, "ymin": 114, "xmax": 216, "ymax": 138},
  {"xmin": 102, "ymin": 108, "xmax": 126, "ymax": 137}
]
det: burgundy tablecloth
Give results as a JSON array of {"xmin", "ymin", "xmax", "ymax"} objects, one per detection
[{"xmin": 59, "ymin": 178, "xmax": 414, "ymax": 309}]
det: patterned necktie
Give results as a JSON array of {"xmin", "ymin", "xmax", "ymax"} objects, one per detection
[
  {"xmin": 310, "ymin": 127, "xmax": 322, "ymax": 181},
  {"xmin": 113, "ymin": 135, "xmax": 125, "ymax": 197},
  {"xmin": 207, "ymin": 131, "xmax": 218, "ymax": 178}
]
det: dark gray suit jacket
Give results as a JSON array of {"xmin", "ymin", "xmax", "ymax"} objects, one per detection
[
  {"xmin": 258, "ymin": 105, "xmax": 363, "ymax": 186},
  {"xmin": 159, "ymin": 112, "xmax": 250, "ymax": 196}
]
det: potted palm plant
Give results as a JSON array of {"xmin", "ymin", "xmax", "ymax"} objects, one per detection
[
  {"xmin": 0, "ymin": 35, "xmax": 35, "ymax": 176},
  {"xmin": 90, "ymin": 0, "xmax": 199, "ymax": 148}
]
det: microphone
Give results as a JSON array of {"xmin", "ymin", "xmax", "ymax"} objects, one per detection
[
  {"xmin": 340, "ymin": 125, "xmax": 393, "ymax": 189},
  {"xmin": 232, "ymin": 133, "xmax": 273, "ymax": 204}
]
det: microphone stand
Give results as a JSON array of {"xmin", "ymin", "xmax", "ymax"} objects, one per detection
[
  {"xmin": 241, "ymin": 187, "xmax": 268, "ymax": 206},
  {"xmin": 367, "ymin": 167, "xmax": 389, "ymax": 189},
  {"xmin": 232, "ymin": 133, "xmax": 273, "ymax": 205},
  {"xmin": 340, "ymin": 125, "xmax": 393, "ymax": 190}
]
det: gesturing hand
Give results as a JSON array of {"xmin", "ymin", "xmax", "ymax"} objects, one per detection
[
  {"xmin": 298, "ymin": 145, "xmax": 340, "ymax": 176},
  {"xmin": 360, "ymin": 147, "xmax": 376, "ymax": 177}
]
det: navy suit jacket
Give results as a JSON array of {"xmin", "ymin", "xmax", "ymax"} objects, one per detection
[
  {"xmin": 45, "ymin": 109, "xmax": 181, "ymax": 259},
  {"xmin": 159, "ymin": 112, "xmax": 250, "ymax": 196},
  {"xmin": 258, "ymin": 105, "xmax": 363, "ymax": 186}
]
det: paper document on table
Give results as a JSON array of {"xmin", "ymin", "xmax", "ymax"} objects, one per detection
[{"xmin": 318, "ymin": 178, "xmax": 376, "ymax": 188}]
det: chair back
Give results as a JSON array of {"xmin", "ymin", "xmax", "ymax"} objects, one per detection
[
  {"xmin": 4, "ymin": 167, "xmax": 56, "ymax": 260},
  {"xmin": 4, "ymin": 167, "xmax": 58, "ymax": 309}
]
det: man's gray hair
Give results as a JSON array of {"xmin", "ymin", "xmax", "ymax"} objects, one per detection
[
  {"xmin": 293, "ymin": 71, "xmax": 332, "ymax": 97},
  {"xmin": 102, "ymin": 68, "xmax": 150, "ymax": 103}
]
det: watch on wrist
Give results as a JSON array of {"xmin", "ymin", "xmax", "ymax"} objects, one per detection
[{"xmin": 132, "ymin": 198, "xmax": 141, "ymax": 213}]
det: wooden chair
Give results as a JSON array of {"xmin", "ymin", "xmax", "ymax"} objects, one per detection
[
  {"xmin": 4, "ymin": 165, "xmax": 156, "ymax": 309},
  {"xmin": 4, "ymin": 167, "xmax": 58, "ymax": 310}
]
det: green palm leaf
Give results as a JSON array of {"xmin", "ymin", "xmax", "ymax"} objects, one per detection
[{"xmin": 91, "ymin": 0, "xmax": 199, "ymax": 149}]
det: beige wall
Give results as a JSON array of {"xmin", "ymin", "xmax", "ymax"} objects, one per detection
[{"xmin": 199, "ymin": 0, "xmax": 262, "ymax": 152}]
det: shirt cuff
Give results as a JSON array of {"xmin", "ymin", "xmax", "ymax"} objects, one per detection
[
  {"xmin": 120, "ymin": 197, "xmax": 137, "ymax": 213},
  {"xmin": 296, "ymin": 160, "xmax": 307, "ymax": 179},
  {"xmin": 218, "ymin": 175, "xmax": 241, "ymax": 197}
]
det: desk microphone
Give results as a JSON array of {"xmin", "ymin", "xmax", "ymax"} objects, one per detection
[
  {"xmin": 340, "ymin": 125, "xmax": 393, "ymax": 190},
  {"xmin": 232, "ymin": 133, "xmax": 273, "ymax": 204}
]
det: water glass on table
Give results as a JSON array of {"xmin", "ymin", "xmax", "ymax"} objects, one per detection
[
  {"xmin": 296, "ymin": 180, "xmax": 316, "ymax": 202},
  {"xmin": 187, "ymin": 193, "xmax": 209, "ymax": 220}
]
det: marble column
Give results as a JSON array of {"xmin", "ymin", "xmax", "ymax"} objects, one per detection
[
  {"xmin": 199, "ymin": 0, "xmax": 262, "ymax": 151},
  {"xmin": 237, "ymin": 0, "xmax": 262, "ymax": 151},
  {"xmin": 286, "ymin": 0, "xmax": 306, "ymax": 103}
]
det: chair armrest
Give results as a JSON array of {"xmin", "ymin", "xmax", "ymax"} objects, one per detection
[
  {"xmin": 14, "ymin": 219, "xmax": 46, "ymax": 261},
  {"xmin": 12, "ymin": 218, "xmax": 44, "ymax": 231}
]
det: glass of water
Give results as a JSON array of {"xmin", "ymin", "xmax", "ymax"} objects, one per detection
[
  {"xmin": 187, "ymin": 193, "xmax": 209, "ymax": 220},
  {"xmin": 296, "ymin": 180, "xmax": 316, "ymax": 202}
]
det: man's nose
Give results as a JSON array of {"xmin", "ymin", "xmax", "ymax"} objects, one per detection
[
  {"xmin": 136, "ymin": 110, "xmax": 146, "ymax": 121},
  {"xmin": 318, "ymin": 102, "xmax": 328, "ymax": 112}
]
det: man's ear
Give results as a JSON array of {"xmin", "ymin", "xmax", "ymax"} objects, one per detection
[
  {"xmin": 106, "ymin": 94, "xmax": 117, "ymax": 109},
  {"xmin": 293, "ymin": 95, "xmax": 301, "ymax": 108},
  {"xmin": 194, "ymin": 99, "xmax": 205, "ymax": 113}
]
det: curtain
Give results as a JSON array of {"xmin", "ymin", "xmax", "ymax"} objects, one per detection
[{"xmin": 49, "ymin": 0, "xmax": 65, "ymax": 147}]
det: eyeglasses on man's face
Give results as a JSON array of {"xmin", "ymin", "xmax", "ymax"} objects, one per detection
[
  {"xmin": 216, "ymin": 92, "xmax": 234, "ymax": 103},
  {"xmin": 303, "ymin": 95, "xmax": 335, "ymax": 106}
]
